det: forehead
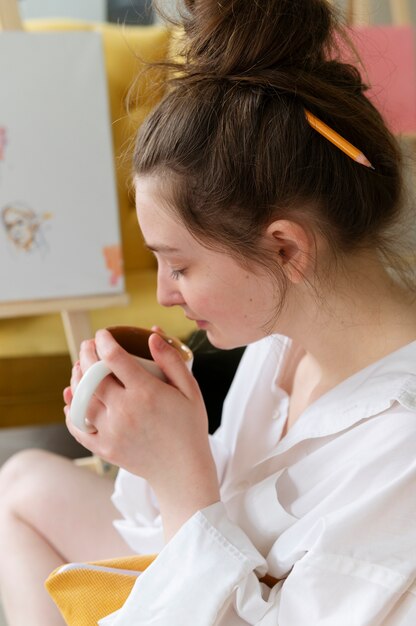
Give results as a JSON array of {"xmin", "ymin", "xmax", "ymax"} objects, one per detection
[
  {"xmin": 135, "ymin": 174, "xmax": 171, "ymax": 216},
  {"xmin": 135, "ymin": 175, "xmax": 197, "ymax": 252}
]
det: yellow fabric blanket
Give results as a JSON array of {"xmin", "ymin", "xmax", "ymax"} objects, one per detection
[
  {"xmin": 45, "ymin": 554, "xmax": 157, "ymax": 625},
  {"xmin": 45, "ymin": 552, "xmax": 278, "ymax": 624}
]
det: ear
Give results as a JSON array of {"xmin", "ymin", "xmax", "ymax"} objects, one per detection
[{"xmin": 265, "ymin": 219, "xmax": 315, "ymax": 284}]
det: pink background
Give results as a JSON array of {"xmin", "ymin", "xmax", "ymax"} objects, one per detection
[{"xmin": 347, "ymin": 26, "xmax": 416, "ymax": 135}]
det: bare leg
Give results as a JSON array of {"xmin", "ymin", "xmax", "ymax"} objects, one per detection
[{"xmin": 0, "ymin": 449, "xmax": 134, "ymax": 626}]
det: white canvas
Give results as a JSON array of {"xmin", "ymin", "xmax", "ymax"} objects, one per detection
[{"xmin": 0, "ymin": 31, "xmax": 124, "ymax": 302}]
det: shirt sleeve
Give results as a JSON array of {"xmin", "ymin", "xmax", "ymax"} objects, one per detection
[
  {"xmin": 98, "ymin": 502, "xmax": 275, "ymax": 626},
  {"xmin": 100, "ymin": 489, "xmax": 416, "ymax": 626},
  {"xmin": 110, "ymin": 434, "xmax": 230, "ymax": 554}
]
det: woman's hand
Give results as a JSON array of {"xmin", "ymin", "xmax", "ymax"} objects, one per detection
[{"xmin": 64, "ymin": 329, "xmax": 220, "ymax": 539}]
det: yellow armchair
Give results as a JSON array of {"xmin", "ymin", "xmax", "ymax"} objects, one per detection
[{"xmin": 0, "ymin": 19, "xmax": 194, "ymax": 428}]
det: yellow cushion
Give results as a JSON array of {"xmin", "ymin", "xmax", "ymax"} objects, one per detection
[
  {"xmin": 45, "ymin": 552, "xmax": 278, "ymax": 624},
  {"xmin": 45, "ymin": 554, "xmax": 157, "ymax": 625}
]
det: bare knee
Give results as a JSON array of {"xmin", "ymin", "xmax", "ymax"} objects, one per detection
[{"xmin": 0, "ymin": 449, "xmax": 64, "ymax": 511}]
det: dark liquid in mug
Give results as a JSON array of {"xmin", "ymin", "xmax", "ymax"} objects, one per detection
[
  {"xmin": 106, "ymin": 326, "xmax": 193, "ymax": 363},
  {"xmin": 107, "ymin": 326, "xmax": 154, "ymax": 359}
]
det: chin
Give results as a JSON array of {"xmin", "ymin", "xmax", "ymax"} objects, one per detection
[{"xmin": 206, "ymin": 330, "xmax": 249, "ymax": 351}]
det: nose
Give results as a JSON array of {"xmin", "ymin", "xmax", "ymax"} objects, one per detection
[{"xmin": 157, "ymin": 267, "xmax": 185, "ymax": 308}]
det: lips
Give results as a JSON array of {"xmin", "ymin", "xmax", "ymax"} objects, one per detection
[{"xmin": 185, "ymin": 314, "xmax": 209, "ymax": 327}]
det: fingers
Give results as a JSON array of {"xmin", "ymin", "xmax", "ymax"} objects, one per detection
[
  {"xmin": 70, "ymin": 360, "xmax": 82, "ymax": 392},
  {"xmin": 151, "ymin": 325, "xmax": 166, "ymax": 334},
  {"xmin": 148, "ymin": 332, "xmax": 197, "ymax": 400},
  {"xmin": 63, "ymin": 386, "xmax": 72, "ymax": 405},
  {"xmin": 94, "ymin": 328, "xmax": 196, "ymax": 399},
  {"xmin": 65, "ymin": 405, "xmax": 98, "ymax": 444},
  {"xmin": 65, "ymin": 345, "xmax": 108, "ymax": 433},
  {"xmin": 68, "ymin": 341, "xmax": 99, "ymax": 397},
  {"xmin": 94, "ymin": 329, "xmax": 155, "ymax": 389},
  {"xmin": 79, "ymin": 338, "xmax": 99, "ymax": 373},
  {"xmin": 65, "ymin": 369, "xmax": 104, "ymax": 432}
]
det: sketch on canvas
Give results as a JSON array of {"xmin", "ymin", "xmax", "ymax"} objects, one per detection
[
  {"xmin": 2, "ymin": 202, "xmax": 52, "ymax": 254},
  {"xmin": 0, "ymin": 31, "xmax": 124, "ymax": 302}
]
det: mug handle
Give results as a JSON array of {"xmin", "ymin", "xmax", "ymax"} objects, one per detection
[
  {"xmin": 70, "ymin": 353, "xmax": 193, "ymax": 433},
  {"xmin": 70, "ymin": 361, "xmax": 111, "ymax": 433}
]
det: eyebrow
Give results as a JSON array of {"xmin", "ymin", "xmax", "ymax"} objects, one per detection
[{"xmin": 144, "ymin": 243, "xmax": 181, "ymax": 254}]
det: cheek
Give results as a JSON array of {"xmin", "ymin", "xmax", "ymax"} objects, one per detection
[
  {"xmin": 186, "ymin": 268, "xmax": 257, "ymax": 320},
  {"xmin": 186, "ymin": 288, "xmax": 213, "ymax": 312},
  {"xmin": 184, "ymin": 279, "xmax": 225, "ymax": 316}
]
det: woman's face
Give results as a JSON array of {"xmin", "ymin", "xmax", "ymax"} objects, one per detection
[{"xmin": 135, "ymin": 176, "xmax": 281, "ymax": 349}]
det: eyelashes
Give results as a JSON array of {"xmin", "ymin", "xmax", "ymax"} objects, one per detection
[
  {"xmin": 170, "ymin": 268, "xmax": 186, "ymax": 280},
  {"xmin": 152, "ymin": 250, "xmax": 187, "ymax": 281}
]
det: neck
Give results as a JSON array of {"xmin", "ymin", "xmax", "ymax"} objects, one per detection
[{"xmin": 280, "ymin": 252, "xmax": 416, "ymax": 390}]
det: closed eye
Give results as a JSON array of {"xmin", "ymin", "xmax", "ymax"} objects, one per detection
[{"xmin": 170, "ymin": 268, "xmax": 186, "ymax": 280}]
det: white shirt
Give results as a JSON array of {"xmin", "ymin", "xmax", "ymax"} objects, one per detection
[{"xmin": 101, "ymin": 335, "xmax": 416, "ymax": 625}]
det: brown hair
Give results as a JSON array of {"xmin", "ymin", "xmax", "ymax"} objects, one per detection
[{"xmin": 133, "ymin": 0, "xmax": 414, "ymax": 301}]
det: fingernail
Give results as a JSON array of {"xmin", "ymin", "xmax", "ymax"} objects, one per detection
[
  {"xmin": 95, "ymin": 329, "xmax": 114, "ymax": 357},
  {"xmin": 152, "ymin": 332, "xmax": 166, "ymax": 350}
]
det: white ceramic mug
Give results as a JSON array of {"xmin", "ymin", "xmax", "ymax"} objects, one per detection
[{"xmin": 70, "ymin": 326, "xmax": 193, "ymax": 433}]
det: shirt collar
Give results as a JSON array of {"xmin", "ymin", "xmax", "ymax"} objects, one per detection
[{"xmin": 271, "ymin": 337, "xmax": 416, "ymax": 452}]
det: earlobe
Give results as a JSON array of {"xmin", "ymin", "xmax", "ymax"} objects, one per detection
[{"xmin": 266, "ymin": 219, "xmax": 315, "ymax": 284}]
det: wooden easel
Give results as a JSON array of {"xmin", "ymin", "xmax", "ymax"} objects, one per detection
[
  {"xmin": 0, "ymin": 0, "xmax": 129, "ymax": 364},
  {"xmin": 348, "ymin": 0, "xmax": 412, "ymax": 29},
  {"xmin": 348, "ymin": 0, "xmax": 415, "ymax": 139}
]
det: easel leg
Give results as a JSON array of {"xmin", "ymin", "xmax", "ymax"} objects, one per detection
[
  {"xmin": 389, "ymin": 0, "xmax": 411, "ymax": 26},
  {"xmin": 348, "ymin": 0, "xmax": 371, "ymax": 26},
  {"xmin": 61, "ymin": 310, "xmax": 93, "ymax": 365},
  {"xmin": 0, "ymin": 0, "xmax": 23, "ymax": 30}
]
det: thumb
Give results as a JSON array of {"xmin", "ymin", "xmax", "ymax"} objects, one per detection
[{"xmin": 149, "ymin": 332, "xmax": 196, "ymax": 399}]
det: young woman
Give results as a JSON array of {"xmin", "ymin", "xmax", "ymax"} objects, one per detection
[{"xmin": 1, "ymin": 0, "xmax": 416, "ymax": 624}]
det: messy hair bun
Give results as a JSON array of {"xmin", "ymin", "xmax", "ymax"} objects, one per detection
[
  {"xmin": 177, "ymin": 0, "xmax": 368, "ymax": 121},
  {"xmin": 134, "ymin": 0, "xmax": 412, "ymax": 303},
  {"xmin": 181, "ymin": 0, "xmax": 335, "ymax": 76}
]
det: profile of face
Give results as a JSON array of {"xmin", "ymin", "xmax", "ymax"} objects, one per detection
[{"xmin": 135, "ymin": 176, "xmax": 288, "ymax": 349}]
